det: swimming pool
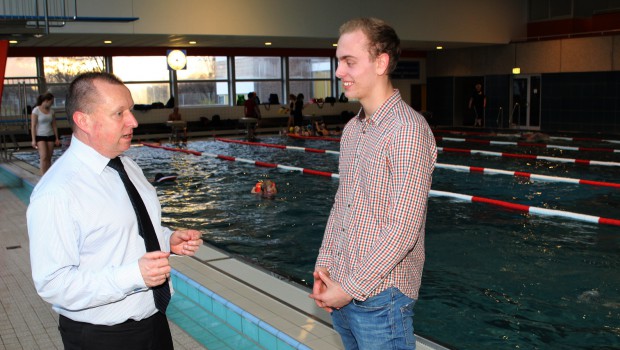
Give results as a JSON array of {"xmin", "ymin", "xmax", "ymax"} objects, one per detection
[{"xmin": 15, "ymin": 133, "xmax": 620, "ymax": 349}]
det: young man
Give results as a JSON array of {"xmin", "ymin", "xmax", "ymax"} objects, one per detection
[
  {"xmin": 310, "ymin": 18, "xmax": 437, "ymax": 349},
  {"xmin": 27, "ymin": 72, "xmax": 203, "ymax": 350}
]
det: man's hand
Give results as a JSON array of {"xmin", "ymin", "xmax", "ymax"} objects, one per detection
[
  {"xmin": 170, "ymin": 229, "xmax": 203, "ymax": 256},
  {"xmin": 309, "ymin": 270, "xmax": 353, "ymax": 311},
  {"xmin": 139, "ymin": 251, "xmax": 171, "ymax": 287},
  {"xmin": 309, "ymin": 268, "xmax": 333, "ymax": 312}
]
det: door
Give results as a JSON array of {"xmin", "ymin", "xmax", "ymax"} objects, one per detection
[{"xmin": 511, "ymin": 75, "xmax": 541, "ymax": 130}]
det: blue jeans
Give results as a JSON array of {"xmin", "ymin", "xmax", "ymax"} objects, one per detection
[{"xmin": 331, "ymin": 287, "xmax": 416, "ymax": 350}]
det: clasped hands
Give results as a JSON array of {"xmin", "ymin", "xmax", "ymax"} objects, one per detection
[
  {"xmin": 139, "ymin": 229, "xmax": 203, "ymax": 288},
  {"xmin": 308, "ymin": 268, "xmax": 353, "ymax": 312}
]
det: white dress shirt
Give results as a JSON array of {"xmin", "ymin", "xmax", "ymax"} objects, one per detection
[{"xmin": 27, "ymin": 136, "xmax": 174, "ymax": 325}]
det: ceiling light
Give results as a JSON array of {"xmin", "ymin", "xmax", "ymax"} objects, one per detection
[
  {"xmin": 9, "ymin": 40, "xmax": 18, "ymax": 44},
  {"xmin": 332, "ymin": 43, "xmax": 338, "ymax": 47},
  {"xmin": 104, "ymin": 40, "xmax": 112, "ymax": 44},
  {"xmin": 189, "ymin": 41, "xmax": 197, "ymax": 45},
  {"xmin": 436, "ymin": 46, "xmax": 443, "ymax": 50},
  {"xmin": 264, "ymin": 42, "xmax": 272, "ymax": 46},
  {"xmin": 512, "ymin": 67, "xmax": 521, "ymax": 74}
]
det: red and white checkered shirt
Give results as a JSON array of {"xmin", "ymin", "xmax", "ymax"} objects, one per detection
[{"xmin": 316, "ymin": 90, "xmax": 436, "ymax": 301}]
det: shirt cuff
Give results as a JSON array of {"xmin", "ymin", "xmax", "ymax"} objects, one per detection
[
  {"xmin": 341, "ymin": 277, "xmax": 369, "ymax": 301},
  {"xmin": 114, "ymin": 262, "xmax": 147, "ymax": 294}
]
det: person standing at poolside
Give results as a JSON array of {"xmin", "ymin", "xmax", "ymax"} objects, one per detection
[
  {"xmin": 27, "ymin": 72, "xmax": 203, "ymax": 350},
  {"xmin": 30, "ymin": 92, "xmax": 60, "ymax": 175},
  {"xmin": 310, "ymin": 18, "xmax": 436, "ymax": 349}
]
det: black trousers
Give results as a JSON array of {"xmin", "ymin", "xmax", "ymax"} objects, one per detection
[{"xmin": 59, "ymin": 312, "xmax": 173, "ymax": 350}]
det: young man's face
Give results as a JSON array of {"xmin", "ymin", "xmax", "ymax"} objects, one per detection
[{"xmin": 335, "ymin": 29, "xmax": 383, "ymax": 104}]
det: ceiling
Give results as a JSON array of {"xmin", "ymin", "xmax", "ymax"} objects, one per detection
[{"xmin": 2, "ymin": 23, "xmax": 477, "ymax": 53}]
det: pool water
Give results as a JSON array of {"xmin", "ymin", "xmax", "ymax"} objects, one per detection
[{"xmin": 15, "ymin": 135, "xmax": 620, "ymax": 349}]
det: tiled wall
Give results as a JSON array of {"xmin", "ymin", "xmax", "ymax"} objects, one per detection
[{"xmin": 170, "ymin": 270, "xmax": 311, "ymax": 350}]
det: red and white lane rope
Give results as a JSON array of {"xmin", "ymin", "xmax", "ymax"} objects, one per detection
[
  {"xmin": 207, "ymin": 150, "xmax": 620, "ymax": 227},
  {"xmin": 435, "ymin": 163, "xmax": 620, "ymax": 189},
  {"xmin": 142, "ymin": 141, "xmax": 620, "ymax": 227},
  {"xmin": 217, "ymin": 138, "xmax": 620, "ymax": 189},
  {"xmin": 438, "ymin": 147, "xmax": 620, "ymax": 167},
  {"xmin": 142, "ymin": 143, "xmax": 202, "ymax": 156},
  {"xmin": 435, "ymin": 136, "xmax": 620, "ymax": 153},
  {"xmin": 432, "ymin": 129, "xmax": 620, "ymax": 144},
  {"xmin": 429, "ymin": 190, "xmax": 620, "ymax": 227},
  {"xmin": 286, "ymin": 133, "xmax": 341, "ymax": 142},
  {"xmin": 216, "ymin": 137, "xmax": 340, "ymax": 155},
  {"xmin": 202, "ymin": 153, "xmax": 340, "ymax": 179}
]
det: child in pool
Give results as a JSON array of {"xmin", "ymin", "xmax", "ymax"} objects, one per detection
[{"xmin": 251, "ymin": 180, "xmax": 277, "ymax": 197}]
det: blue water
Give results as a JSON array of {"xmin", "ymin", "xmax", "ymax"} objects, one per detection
[{"xmin": 14, "ymin": 134, "xmax": 620, "ymax": 349}]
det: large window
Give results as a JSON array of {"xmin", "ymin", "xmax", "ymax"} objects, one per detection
[
  {"xmin": 177, "ymin": 56, "xmax": 229, "ymax": 106},
  {"xmin": 234, "ymin": 56, "xmax": 282, "ymax": 105},
  {"xmin": 288, "ymin": 57, "xmax": 332, "ymax": 102},
  {"xmin": 44, "ymin": 56, "xmax": 105, "ymax": 108},
  {"xmin": 112, "ymin": 56, "xmax": 170, "ymax": 105},
  {"xmin": 2, "ymin": 57, "xmax": 39, "ymax": 117}
]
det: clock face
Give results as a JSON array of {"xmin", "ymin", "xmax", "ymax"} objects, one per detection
[{"xmin": 167, "ymin": 49, "xmax": 187, "ymax": 70}]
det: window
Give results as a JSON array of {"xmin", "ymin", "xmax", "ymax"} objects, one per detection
[
  {"xmin": 177, "ymin": 56, "xmax": 229, "ymax": 106},
  {"xmin": 112, "ymin": 56, "xmax": 170, "ymax": 105},
  {"xmin": 2, "ymin": 58, "xmax": 39, "ymax": 117},
  {"xmin": 288, "ymin": 57, "xmax": 333, "ymax": 101},
  {"xmin": 234, "ymin": 57, "xmax": 282, "ymax": 105},
  {"xmin": 44, "ymin": 56, "xmax": 105, "ymax": 108}
]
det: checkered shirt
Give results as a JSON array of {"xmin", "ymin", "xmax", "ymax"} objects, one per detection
[{"xmin": 316, "ymin": 90, "xmax": 436, "ymax": 301}]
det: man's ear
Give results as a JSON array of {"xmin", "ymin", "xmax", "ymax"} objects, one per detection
[
  {"xmin": 72, "ymin": 111, "xmax": 90, "ymax": 131},
  {"xmin": 376, "ymin": 53, "xmax": 390, "ymax": 76}
]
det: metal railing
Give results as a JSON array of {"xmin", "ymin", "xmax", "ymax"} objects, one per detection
[
  {"xmin": 0, "ymin": 0, "xmax": 76, "ymax": 33},
  {"xmin": 1, "ymin": 79, "xmax": 36, "ymax": 161}
]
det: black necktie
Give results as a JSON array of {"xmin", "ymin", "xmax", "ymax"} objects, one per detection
[{"xmin": 108, "ymin": 157, "xmax": 171, "ymax": 314}]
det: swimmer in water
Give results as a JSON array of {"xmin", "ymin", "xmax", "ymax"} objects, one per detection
[{"xmin": 251, "ymin": 180, "xmax": 277, "ymax": 198}]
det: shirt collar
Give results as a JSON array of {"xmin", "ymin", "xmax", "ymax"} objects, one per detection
[
  {"xmin": 69, "ymin": 135, "xmax": 118, "ymax": 175},
  {"xmin": 355, "ymin": 89, "xmax": 401, "ymax": 127}
]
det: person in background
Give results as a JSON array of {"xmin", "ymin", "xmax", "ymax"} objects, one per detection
[
  {"xmin": 468, "ymin": 83, "xmax": 486, "ymax": 127},
  {"xmin": 287, "ymin": 93, "xmax": 297, "ymax": 131},
  {"xmin": 314, "ymin": 120, "xmax": 330, "ymax": 136},
  {"xmin": 309, "ymin": 18, "xmax": 437, "ymax": 350},
  {"xmin": 293, "ymin": 93, "xmax": 305, "ymax": 128},
  {"xmin": 168, "ymin": 107, "xmax": 182, "ymax": 121},
  {"xmin": 244, "ymin": 92, "xmax": 262, "ymax": 140},
  {"xmin": 27, "ymin": 72, "xmax": 203, "ymax": 350},
  {"xmin": 30, "ymin": 92, "xmax": 60, "ymax": 175}
]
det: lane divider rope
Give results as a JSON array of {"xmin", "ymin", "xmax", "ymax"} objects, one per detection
[
  {"xmin": 435, "ymin": 136, "xmax": 620, "ymax": 153},
  {"xmin": 438, "ymin": 147, "xmax": 620, "ymax": 167},
  {"xmin": 216, "ymin": 138, "xmax": 620, "ymax": 189},
  {"xmin": 141, "ymin": 141, "xmax": 620, "ymax": 227},
  {"xmin": 432, "ymin": 129, "xmax": 620, "ymax": 144}
]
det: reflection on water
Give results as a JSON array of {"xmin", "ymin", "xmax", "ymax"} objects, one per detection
[{"xmin": 14, "ymin": 136, "xmax": 620, "ymax": 349}]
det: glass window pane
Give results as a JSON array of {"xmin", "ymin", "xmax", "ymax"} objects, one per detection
[
  {"xmin": 234, "ymin": 57, "xmax": 281, "ymax": 79},
  {"xmin": 235, "ymin": 81, "xmax": 282, "ymax": 105},
  {"xmin": 44, "ymin": 57, "xmax": 105, "ymax": 84},
  {"xmin": 289, "ymin": 57, "xmax": 331, "ymax": 79},
  {"xmin": 112, "ymin": 56, "xmax": 169, "ymax": 82},
  {"xmin": 45, "ymin": 84, "xmax": 69, "ymax": 109},
  {"xmin": 178, "ymin": 81, "xmax": 229, "ymax": 106},
  {"xmin": 289, "ymin": 80, "xmax": 332, "ymax": 101},
  {"xmin": 177, "ymin": 56, "xmax": 228, "ymax": 80},
  {"xmin": 1, "ymin": 81, "xmax": 38, "ymax": 116},
  {"xmin": 5, "ymin": 57, "xmax": 37, "ymax": 77},
  {"xmin": 124, "ymin": 82, "xmax": 169, "ymax": 105}
]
